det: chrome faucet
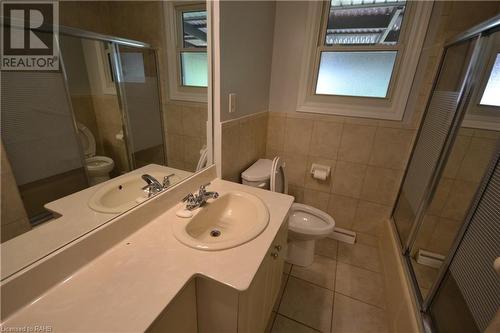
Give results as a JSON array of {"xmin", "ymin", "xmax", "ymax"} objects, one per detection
[
  {"xmin": 142, "ymin": 173, "xmax": 175, "ymax": 197},
  {"xmin": 182, "ymin": 183, "xmax": 219, "ymax": 210}
]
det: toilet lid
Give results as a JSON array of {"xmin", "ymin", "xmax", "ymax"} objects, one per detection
[
  {"xmin": 76, "ymin": 122, "xmax": 96, "ymax": 158},
  {"xmin": 270, "ymin": 156, "xmax": 288, "ymax": 194},
  {"xmin": 196, "ymin": 145, "xmax": 208, "ymax": 171}
]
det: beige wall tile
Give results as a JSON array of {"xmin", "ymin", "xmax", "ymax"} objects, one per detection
[
  {"xmin": 440, "ymin": 180, "xmax": 478, "ymax": 221},
  {"xmin": 456, "ymin": 137, "xmax": 496, "ymax": 183},
  {"xmin": 427, "ymin": 218, "xmax": 462, "ymax": 255},
  {"xmin": 267, "ymin": 114, "xmax": 286, "ymax": 152},
  {"xmin": 442, "ymin": 135, "xmax": 471, "ymax": 179},
  {"xmin": 287, "ymin": 185, "xmax": 304, "ymax": 203},
  {"xmin": 360, "ymin": 167, "xmax": 402, "ymax": 205},
  {"xmin": 282, "ymin": 154, "xmax": 307, "ymax": 187},
  {"xmin": 303, "ymin": 189, "xmax": 330, "ymax": 211},
  {"xmin": 369, "ymin": 128, "xmax": 414, "ymax": 170},
  {"xmin": 427, "ymin": 178, "xmax": 453, "ymax": 216},
  {"xmin": 339, "ymin": 125, "xmax": 376, "ymax": 164},
  {"xmin": 332, "ymin": 161, "xmax": 367, "ymax": 198},
  {"xmin": 308, "ymin": 121, "xmax": 343, "ymax": 159},
  {"xmin": 352, "ymin": 201, "xmax": 391, "ymax": 236},
  {"xmin": 284, "ymin": 117, "xmax": 313, "ymax": 156},
  {"xmin": 327, "ymin": 194, "xmax": 358, "ymax": 229},
  {"xmin": 304, "ymin": 157, "xmax": 335, "ymax": 193}
]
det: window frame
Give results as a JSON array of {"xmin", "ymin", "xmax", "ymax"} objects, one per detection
[
  {"xmin": 296, "ymin": 1, "xmax": 433, "ymax": 120},
  {"xmin": 164, "ymin": 2, "xmax": 207, "ymax": 102}
]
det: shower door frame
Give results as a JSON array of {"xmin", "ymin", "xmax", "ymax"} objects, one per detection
[
  {"xmin": 57, "ymin": 25, "xmax": 167, "ymax": 172},
  {"xmin": 390, "ymin": 13, "xmax": 500, "ymax": 315}
]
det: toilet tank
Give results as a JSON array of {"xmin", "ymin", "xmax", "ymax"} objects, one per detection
[{"xmin": 241, "ymin": 159, "xmax": 273, "ymax": 189}]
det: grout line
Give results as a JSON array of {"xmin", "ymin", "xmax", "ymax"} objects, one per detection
[
  {"xmin": 276, "ymin": 313, "xmax": 322, "ymax": 332},
  {"xmin": 329, "ymin": 241, "xmax": 339, "ymax": 333},
  {"xmin": 334, "ymin": 291, "xmax": 386, "ymax": 311},
  {"xmin": 288, "ymin": 272, "xmax": 335, "ymax": 292},
  {"xmin": 335, "ymin": 258, "xmax": 382, "ymax": 275}
]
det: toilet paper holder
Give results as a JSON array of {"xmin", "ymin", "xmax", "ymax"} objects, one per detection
[{"xmin": 310, "ymin": 163, "xmax": 331, "ymax": 180}]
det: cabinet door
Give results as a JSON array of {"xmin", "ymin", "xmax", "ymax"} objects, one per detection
[{"xmin": 267, "ymin": 221, "xmax": 288, "ymax": 313}]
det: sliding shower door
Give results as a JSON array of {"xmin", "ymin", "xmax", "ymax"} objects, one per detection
[
  {"xmin": 392, "ymin": 37, "xmax": 480, "ymax": 249},
  {"xmin": 114, "ymin": 46, "xmax": 166, "ymax": 169}
]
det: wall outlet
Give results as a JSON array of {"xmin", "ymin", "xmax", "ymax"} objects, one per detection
[{"xmin": 229, "ymin": 93, "xmax": 237, "ymax": 113}]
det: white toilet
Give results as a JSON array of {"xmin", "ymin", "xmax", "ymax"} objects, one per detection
[
  {"xmin": 77, "ymin": 122, "xmax": 115, "ymax": 186},
  {"xmin": 242, "ymin": 157, "xmax": 335, "ymax": 266}
]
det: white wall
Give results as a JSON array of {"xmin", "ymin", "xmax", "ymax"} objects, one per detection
[
  {"xmin": 219, "ymin": 1, "xmax": 275, "ymax": 121},
  {"xmin": 268, "ymin": 1, "xmax": 309, "ymax": 113}
]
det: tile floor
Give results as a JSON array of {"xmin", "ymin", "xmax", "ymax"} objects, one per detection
[{"xmin": 266, "ymin": 235, "xmax": 389, "ymax": 333}]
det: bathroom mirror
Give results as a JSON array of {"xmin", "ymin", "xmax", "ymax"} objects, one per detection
[{"xmin": 0, "ymin": 1, "xmax": 211, "ymax": 278}]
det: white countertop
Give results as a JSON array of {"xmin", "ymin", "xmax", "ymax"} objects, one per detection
[
  {"xmin": 3, "ymin": 179, "xmax": 294, "ymax": 332},
  {"xmin": 1, "ymin": 165, "xmax": 192, "ymax": 280}
]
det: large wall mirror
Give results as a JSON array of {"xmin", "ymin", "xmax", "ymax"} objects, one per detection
[{"xmin": 1, "ymin": 1, "xmax": 212, "ymax": 278}]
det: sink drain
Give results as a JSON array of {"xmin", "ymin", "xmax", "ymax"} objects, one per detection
[{"xmin": 210, "ymin": 229, "xmax": 221, "ymax": 237}]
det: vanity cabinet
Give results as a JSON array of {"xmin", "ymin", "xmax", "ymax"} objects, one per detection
[
  {"xmin": 238, "ymin": 221, "xmax": 288, "ymax": 333},
  {"xmin": 196, "ymin": 221, "xmax": 289, "ymax": 333}
]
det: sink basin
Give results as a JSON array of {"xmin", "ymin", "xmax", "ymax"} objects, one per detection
[
  {"xmin": 172, "ymin": 191, "xmax": 270, "ymax": 251},
  {"xmin": 88, "ymin": 171, "xmax": 183, "ymax": 214}
]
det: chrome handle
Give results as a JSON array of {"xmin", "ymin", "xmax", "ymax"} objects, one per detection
[
  {"xmin": 182, "ymin": 193, "xmax": 194, "ymax": 202},
  {"xmin": 274, "ymin": 245, "xmax": 282, "ymax": 252},
  {"xmin": 270, "ymin": 252, "xmax": 278, "ymax": 259}
]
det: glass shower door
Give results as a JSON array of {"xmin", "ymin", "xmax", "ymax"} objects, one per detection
[
  {"xmin": 392, "ymin": 37, "xmax": 480, "ymax": 250},
  {"xmin": 113, "ymin": 45, "xmax": 166, "ymax": 169}
]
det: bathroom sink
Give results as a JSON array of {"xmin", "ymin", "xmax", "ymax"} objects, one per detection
[
  {"xmin": 88, "ymin": 171, "xmax": 183, "ymax": 214},
  {"xmin": 172, "ymin": 191, "xmax": 270, "ymax": 251}
]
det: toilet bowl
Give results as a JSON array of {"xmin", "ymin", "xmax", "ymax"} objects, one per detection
[
  {"xmin": 241, "ymin": 157, "xmax": 335, "ymax": 267},
  {"xmin": 77, "ymin": 122, "xmax": 115, "ymax": 186}
]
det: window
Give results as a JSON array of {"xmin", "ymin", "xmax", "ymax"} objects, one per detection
[
  {"xmin": 297, "ymin": 1, "xmax": 432, "ymax": 120},
  {"xmin": 316, "ymin": 0, "xmax": 407, "ymax": 98},
  {"xmin": 165, "ymin": 2, "xmax": 208, "ymax": 102},
  {"xmin": 479, "ymin": 53, "xmax": 500, "ymax": 107},
  {"xmin": 178, "ymin": 8, "xmax": 208, "ymax": 87}
]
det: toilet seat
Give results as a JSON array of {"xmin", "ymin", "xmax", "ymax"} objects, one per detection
[
  {"xmin": 270, "ymin": 156, "xmax": 288, "ymax": 195},
  {"xmin": 76, "ymin": 122, "xmax": 115, "ymax": 185},
  {"xmin": 288, "ymin": 203, "xmax": 335, "ymax": 238}
]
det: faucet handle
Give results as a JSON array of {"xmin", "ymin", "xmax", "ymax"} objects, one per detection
[
  {"xmin": 182, "ymin": 193, "xmax": 195, "ymax": 202},
  {"xmin": 163, "ymin": 173, "xmax": 175, "ymax": 187},
  {"xmin": 199, "ymin": 182, "xmax": 211, "ymax": 190}
]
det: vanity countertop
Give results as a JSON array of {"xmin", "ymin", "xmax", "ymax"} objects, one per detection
[
  {"xmin": 3, "ymin": 178, "xmax": 294, "ymax": 332},
  {"xmin": 1, "ymin": 164, "xmax": 193, "ymax": 280}
]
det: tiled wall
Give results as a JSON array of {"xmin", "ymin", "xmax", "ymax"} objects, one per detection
[
  {"xmin": 221, "ymin": 112, "xmax": 268, "ymax": 183},
  {"xmin": 265, "ymin": 112, "xmax": 416, "ymax": 236},
  {"xmin": 165, "ymin": 101, "xmax": 208, "ymax": 172},
  {"xmin": 1, "ymin": 143, "xmax": 31, "ymax": 242},
  {"xmin": 414, "ymin": 127, "xmax": 499, "ymax": 256}
]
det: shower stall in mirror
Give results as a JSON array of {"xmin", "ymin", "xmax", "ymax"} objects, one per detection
[
  {"xmin": 1, "ymin": 27, "xmax": 166, "ymax": 235},
  {"xmin": 392, "ymin": 15, "xmax": 500, "ymax": 332}
]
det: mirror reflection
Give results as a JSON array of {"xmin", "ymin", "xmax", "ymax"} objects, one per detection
[{"xmin": 1, "ymin": 1, "xmax": 210, "ymax": 244}]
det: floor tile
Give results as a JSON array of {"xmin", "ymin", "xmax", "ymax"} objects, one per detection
[
  {"xmin": 338, "ymin": 242, "xmax": 381, "ymax": 273},
  {"xmin": 335, "ymin": 262, "xmax": 385, "ymax": 308},
  {"xmin": 331, "ymin": 293, "xmax": 388, "ymax": 333},
  {"xmin": 284, "ymin": 262, "xmax": 292, "ymax": 274},
  {"xmin": 279, "ymin": 276, "xmax": 334, "ymax": 332},
  {"xmin": 355, "ymin": 233, "xmax": 379, "ymax": 248},
  {"xmin": 271, "ymin": 314, "xmax": 318, "ymax": 333},
  {"xmin": 315, "ymin": 238, "xmax": 338, "ymax": 259},
  {"xmin": 273, "ymin": 273, "xmax": 289, "ymax": 311},
  {"xmin": 266, "ymin": 311, "xmax": 277, "ymax": 333},
  {"xmin": 290, "ymin": 255, "xmax": 336, "ymax": 290}
]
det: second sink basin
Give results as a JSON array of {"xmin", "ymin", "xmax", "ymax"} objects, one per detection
[{"xmin": 172, "ymin": 191, "xmax": 270, "ymax": 251}]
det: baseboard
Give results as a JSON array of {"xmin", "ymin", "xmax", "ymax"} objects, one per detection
[
  {"xmin": 327, "ymin": 227, "xmax": 356, "ymax": 244},
  {"xmin": 415, "ymin": 249, "xmax": 445, "ymax": 269}
]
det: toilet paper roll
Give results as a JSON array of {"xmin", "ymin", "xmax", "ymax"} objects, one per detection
[{"xmin": 312, "ymin": 169, "xmax": 328, "ymax": 181}]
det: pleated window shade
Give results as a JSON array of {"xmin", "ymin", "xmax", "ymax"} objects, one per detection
[{"xmin": 1, "ymin": 71, "xmax": 83, "ymax": 185}]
